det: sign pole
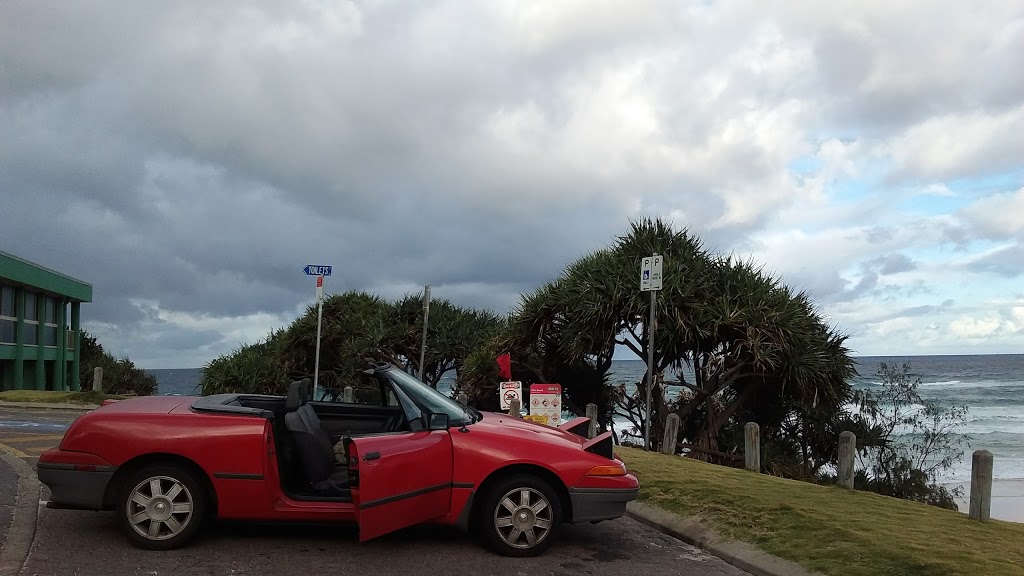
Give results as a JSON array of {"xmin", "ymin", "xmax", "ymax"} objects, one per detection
[
  {"xmin": 645, "ymin": 280, "xmax": 656, "ymax": 449},
  {"xmin": 640, "ymin": 253, "xmax": 662, "ymax": 450},
  {"xmin": 313, "ymin": 275, "xmax": 324, "ymax": 395},
  {"xmin": 418, "ymin": 284, "xmax": 431, "ymax": 381}
]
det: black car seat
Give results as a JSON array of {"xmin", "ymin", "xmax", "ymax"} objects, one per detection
[
  {"xmin": 299, "ymin": 380, "xmax": 351, "ymax": 464},
  {"xmin": 285, "ymin": 379, "xmax": 348, "ymax": 496},
  {"xmin": 297, "ymin": 379, "xmax": 329, "ymax": 440},
  {"xmin": 280, "ymin": 380, "xmax": 307, "ymax": 491}
]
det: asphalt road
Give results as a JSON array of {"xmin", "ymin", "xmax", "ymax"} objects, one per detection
[
  {"xmin": 1, "ymin": 407, "xmax": 751, "ymax": 576},
  {"xmin": 0, "ymin": 408, "xmax": 77, "ymax": 460},
  {"xmin": 0, "ymin": 455, "xmax": 15, "ymax": 552}
]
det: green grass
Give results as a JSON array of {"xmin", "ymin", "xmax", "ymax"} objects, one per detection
[
  {"xmin": 618, "ymin": 446, "xmax": 1024, "ymax": 576},
  {"xmin": 0, "ymin": 390, "xmax": 126, "ymax": 405}
]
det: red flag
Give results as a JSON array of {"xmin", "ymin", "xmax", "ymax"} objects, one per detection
[{"xmin": 496, "ymin": 353, "xmax": 512, "ymax": 380}]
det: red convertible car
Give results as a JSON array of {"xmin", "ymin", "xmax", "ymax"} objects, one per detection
[{"xmin": 37, "ymin": 363, "xmax": 638, "ymax": 556}]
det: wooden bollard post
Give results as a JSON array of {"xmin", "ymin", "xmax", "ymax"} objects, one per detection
[
  {"xmin": 343, "ymin": 386, "xmax": 353, "ymax": 403},
  {"xmin": 744, "ymin": 422, "xmax": 760, "ymax": 472},
  {"xmin": 586, "ymin": 403, "xmax": 598, "ymax": 439},
  {"xmin": 508, "ymin": 398, "xmax": 521, "ymax": 418},
  {"xmin": 838, "ymin": 431, "xmax": 856, "ymax": 489},
  {"xmin": 92, "ymin": 367, "xmax": 103, "ymax": 393},
  {"xmin": 458, "ymin": 391, "xmax": 468, "ymax": 406},
  {"xmin": 970, "ymin": 449, "xmax": 993, "ymax": 522},
  {"xmin": 661, "ymin": 414, "xmax": 680, "ymax": 455}
]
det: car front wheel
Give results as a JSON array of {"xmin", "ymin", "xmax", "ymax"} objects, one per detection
[
  {"xmin": 115, "ymin": 463, "xmax": 207, "ymax": 550},
  {"xmin": 478, "ymin": 473, "xmax": 561, "ymax": 557}
]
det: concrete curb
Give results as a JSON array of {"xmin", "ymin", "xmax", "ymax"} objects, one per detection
[
  {"xmin": 626, "ymin": 501, "xmax": 824, "ymax": 576},
  {"xmin": 0, "ymin": 450, "xmax": 39, "ymax": 576},
  {"xmin": 0, "ymin": 402, "xmax": 97, "ymax": 412}
]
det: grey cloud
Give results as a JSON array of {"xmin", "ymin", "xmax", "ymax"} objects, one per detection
[
  {"xmin": 802, "ymin": 2, "xmax": 1024, "ymax": 137},
  {"xmin": 3, "ymin": 1, "xmax": 1023, "ymax": 366},
  {"xmin": 870, "ymin": 253, "xmax": 917, "ymax": 275},
  {"xmin": 865, "ymin": 226, "xmax": 896, "ymax": 244},
  {"xmin": 883, "ymin": 300, "xmax": 955, "ymax": 321},
  {"xmin": 830, "ymin": 271, "xmax": 879, "ymax": 304},
  {"xmin": 893, "ymin": 305, "xmax": 936, "ymax": 318},
  {"xmin": 965, "ymin": 243, "xmax": 1024, "ymax": 277},
  {"xmin": 155, "ymin": 328, "xmax": 222, "ymax": 351}
]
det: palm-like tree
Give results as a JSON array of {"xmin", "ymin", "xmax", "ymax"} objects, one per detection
[{"xmin": 494, "ymin": 216, "xmax": 856, "ymax": 459}]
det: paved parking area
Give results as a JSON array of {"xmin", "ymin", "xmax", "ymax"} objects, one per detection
[
  {"xmin": 1, "ymin": 407, "xmax": 751, "ymax": 576},
  {"xmin": 0, "ymin": 456, "xmax": 15, "ymax": 552},
  {"xmin": 0, "ymin": 408, "xmax": 77, "ymax": 461},
  {"xmin": 24, "ymin": 500, "xmax": 748, "ymax": 576}
]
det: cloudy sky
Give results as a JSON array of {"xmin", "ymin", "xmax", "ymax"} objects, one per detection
[{"xmin": 2, "ymin": 1, "xmax": 1023, "ymax": 369}]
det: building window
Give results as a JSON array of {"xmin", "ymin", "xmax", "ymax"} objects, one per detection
[
  {"xmin": 25, "ymin": 292, "xmax": 37, "ymax": 321},
  {"xmin": 24, "ymin": 291, "xmax": 38, "ymax": 346},
  {"xmin": 0, "ymin": 284, "xmax": 15, "ymax": 344},
  {"xmin": 44, "ymin": 296, "xmax": 58, "ymax": 347},
  {"xmin": 0, "ymin": 285, "xmax": 14, "ymax": 318}
]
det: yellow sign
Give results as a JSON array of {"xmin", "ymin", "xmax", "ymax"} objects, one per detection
[{"xmin": 522, "ymin": 414, "xmax": 548, "ymax": 425}]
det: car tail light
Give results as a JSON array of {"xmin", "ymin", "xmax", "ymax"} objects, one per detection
[{"xmin": 586, "ymin": 463, "xmax": 626, "ymax": 476}]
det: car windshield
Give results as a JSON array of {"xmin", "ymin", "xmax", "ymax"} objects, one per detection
[{"xmin": 383, "ymin": 367, "xmax": 477, "ymax": 426}]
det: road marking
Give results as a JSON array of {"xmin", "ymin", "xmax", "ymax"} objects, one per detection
[
  {"xmin": 0, "ymin": 432, "xmax": 66, "ymax": 440},
  {"xmin": 8, "ymin": 433, "xmax": 66, "ymax": 441},
  {"xmin": 0, "ymin": 442, "xmax": 30, "ymax": 458},
  {"xmin": 11, "ymin": 446, "xmax": 50, "ymax": 456}
]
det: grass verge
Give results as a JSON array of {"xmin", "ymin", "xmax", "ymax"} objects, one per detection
[
  {"xmin": 0, "ymin": 390, "xmax": 125, "ymax": 405},
  {"xmin": 617, "ymin": 446, "xmax": 1024, "ymax": 576}
]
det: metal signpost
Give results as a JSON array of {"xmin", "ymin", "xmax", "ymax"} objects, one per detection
[
  {"xmin": 640, "ymin": 253, "xmax": 663, "ymax": 449},
  {"xmin": 304, "ymin": 265, "xmax": 332, "ymax": 393},
  {"xmin": 419, "ymin": 284, "xmax": 431, "ymax": 380}
]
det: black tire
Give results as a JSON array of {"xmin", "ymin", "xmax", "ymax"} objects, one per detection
[
  {"xmin": 476, "ymin": 473, "xmax": 562, "ymax": 557},
  {"xmin": 114, "ymin": 462, "xmax": 207, "ymax": 551}
]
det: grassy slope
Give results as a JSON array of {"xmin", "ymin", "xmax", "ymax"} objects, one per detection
[
  {"xmin": 0, "ymin": 390, "xmax": 124, "ymax": 405},
  {"xmin": 617, "ymin": 446, "xmax": 1024, "ymax": 576}
]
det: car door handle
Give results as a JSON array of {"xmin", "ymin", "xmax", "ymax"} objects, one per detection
[{"xmin": 363, "ymin": 451, "xmax": 381, "ymax": 461}]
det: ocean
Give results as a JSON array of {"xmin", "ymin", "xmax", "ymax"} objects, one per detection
[{"xmin": 145, "ymin": 353, "xmax": 1024, "ymax": 486}]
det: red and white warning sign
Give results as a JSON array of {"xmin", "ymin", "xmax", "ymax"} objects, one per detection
[
  {"xmin": 529, "ymin": 383, "xmax": 562, "ymax": 426},
  {"xmin": 498, "ymin": 381, "xmax": 522, "ymax": 410}
]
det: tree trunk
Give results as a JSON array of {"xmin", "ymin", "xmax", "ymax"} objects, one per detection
[{"xmin": 698, "ymin": 384, "xmax": 759, "ymax": 461}]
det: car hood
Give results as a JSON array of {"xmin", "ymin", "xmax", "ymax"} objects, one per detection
[{"xmin": 471, "ymin": 411, "xmax": 586, "ymax": 448}]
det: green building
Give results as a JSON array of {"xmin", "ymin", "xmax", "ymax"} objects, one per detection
[{"xmin": 0, "ymin": 250, "xmax": 92, "ymax": 392}]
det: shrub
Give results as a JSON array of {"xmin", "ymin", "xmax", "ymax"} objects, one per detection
[{"xmin": 77, "ymin": 330, "xmax": 157, "ymax": 395}]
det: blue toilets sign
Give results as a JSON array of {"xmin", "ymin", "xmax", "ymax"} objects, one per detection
[{"xmin": 303, "ymin": 265, "xmax": 332, "ymax": 276}]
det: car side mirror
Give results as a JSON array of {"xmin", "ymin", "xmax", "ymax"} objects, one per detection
[{"xmin": 428, "ymin": 412, "xmax": 450, "ymax": 431}]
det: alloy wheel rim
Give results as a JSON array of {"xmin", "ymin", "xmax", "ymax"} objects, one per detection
[
  {"xmin": 493, "ymin": 487, "xmax": 551, "ymax": 549},
  {"xmin": 126, "ymin": 476, "xmax": 194, "ymax": 540}
]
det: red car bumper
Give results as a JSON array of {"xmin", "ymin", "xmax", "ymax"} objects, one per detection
[
  {"xmin": 37, "ymin": 448, "xmax": 118, "ymax": 511},
  {"xmin": 567, "ymin": 472, "xmax": 639, "ymax": 523}
]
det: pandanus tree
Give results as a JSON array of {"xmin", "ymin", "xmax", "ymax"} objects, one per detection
[
  {"xmin": 494, "ymin": 216, "xmax": 856, "ymax": 462},
  {"xmin": 392, "ymin": 294, "xmax": 505, "ymax": 388},
  {"xmin": 670, "ymin": 259, "xmax": 857, "ymax": 460},
  {"xmin": 202, "ymin": 290, "xmax": 504, "ymax": 398},
  {"xmin": 278, "ymin": 291, "xmax": 407, "ymax": 394}
]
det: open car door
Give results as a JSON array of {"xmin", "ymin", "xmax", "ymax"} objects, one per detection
[{"xmin": 347, "ymin": 428, "xmax": 454, "ymax": 542}]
